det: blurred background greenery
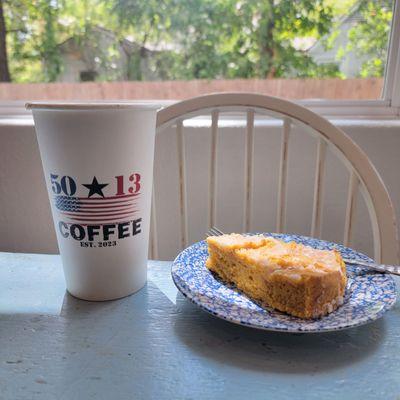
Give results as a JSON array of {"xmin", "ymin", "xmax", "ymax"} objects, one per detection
[{"xmin": 0, "ymin": 0, "xmax": 393, "ymax": 83}]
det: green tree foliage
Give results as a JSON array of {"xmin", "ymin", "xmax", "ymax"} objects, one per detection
[
  {"xmin": 223, "ymin": 0, "xmax": 338, "ymax": 78},
  {"xmin": 3, "ymin": 0, "xmax": 118, "ymax": 82},
  {"xmin": 346, "ymin": 0, "xmax": 393, "ymax": 77},
  {"xmin": 0, "ymin": 0, "xmax": 394, "ymax": 82},
  {"xmin": 113, "ymin": 0, "xmax": 340, "ymax": 79},
  {"xmin": 42, "ymin": 1, "xmax": 62, "ymax": 81},
  {"xmin": 5, "ymin": 0, "xmax": 62, "ymax": 82}
]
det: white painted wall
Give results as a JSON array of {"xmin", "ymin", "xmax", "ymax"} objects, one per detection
[{"xmin": 0, "ymin": 117, "xmax": 399, "ymax": 261}]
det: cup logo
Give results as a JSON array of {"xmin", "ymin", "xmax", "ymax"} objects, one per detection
[{"xmin": 49, "ymin": 173, "xmax": 142, "ymax": 248}]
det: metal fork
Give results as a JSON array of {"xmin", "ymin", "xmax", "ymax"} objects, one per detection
[{"xmin": 206, "ymin": 227, "xmax": 400, "ymax": 276}]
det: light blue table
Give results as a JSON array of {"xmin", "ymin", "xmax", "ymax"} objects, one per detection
[{"xmin": 0, "ymin": 252, "xmax": 399, "ymax": 400}]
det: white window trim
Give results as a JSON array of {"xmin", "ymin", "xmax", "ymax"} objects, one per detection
[
  {"xmin": 383, "ymin": 0, "xmax": 400, "ymax": 108},
  {"xmin": 0, "ymin": 1, "xmax": 399, "ymax": 119},
  {"xmin": 305, "ymin": 0, "xmax": 400, "ymax": 118}
]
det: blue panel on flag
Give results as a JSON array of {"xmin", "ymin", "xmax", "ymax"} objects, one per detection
[{"xmin": 54, "ymin": 196, "xmax": 81, "ymax": 212}]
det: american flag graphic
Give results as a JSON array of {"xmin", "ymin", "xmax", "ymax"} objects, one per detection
[{"xmin": 54, "ymin": 193, "xmax": 139, "ymax": 224}]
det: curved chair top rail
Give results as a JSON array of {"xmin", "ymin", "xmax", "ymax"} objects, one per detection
[{"xmin": 156, "ymin": 92, "xmax": 399, "ymax": 263}]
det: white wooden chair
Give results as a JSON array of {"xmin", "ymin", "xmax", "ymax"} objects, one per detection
[{"xmin": 153, "ymin": 93, "xmax": 398, "ymax": 264}]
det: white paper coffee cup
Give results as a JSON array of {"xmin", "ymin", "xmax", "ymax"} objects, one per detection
[{"xmin": 27, "ymin": 102, "xmax": 159, "ymax": 301}]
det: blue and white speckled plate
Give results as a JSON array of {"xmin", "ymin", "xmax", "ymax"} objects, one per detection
[{"xmin": 171, "ymin": 233, "xmax": 397, "ymax": 333}]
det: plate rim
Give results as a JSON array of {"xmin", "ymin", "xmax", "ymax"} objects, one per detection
[{"xmin": 171, "ymin": 233, "xmax": 397, "ymax": 333}]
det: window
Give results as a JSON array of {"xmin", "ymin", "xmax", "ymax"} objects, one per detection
[{"xmin": 1, "ymin": 0, "xmax": 399, "ymax": 115}]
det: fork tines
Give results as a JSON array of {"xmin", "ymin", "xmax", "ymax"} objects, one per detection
[{"xmin": 206, "ymin": 227, "xmax": 225, "ymax": 237}]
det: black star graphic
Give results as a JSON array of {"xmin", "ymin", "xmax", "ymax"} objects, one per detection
[{"xmin": 82, "ymin": 176, "xmax": 109, "ymax": 198}]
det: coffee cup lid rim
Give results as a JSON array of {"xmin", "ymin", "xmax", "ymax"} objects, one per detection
[{"xmin": 26, "ymin": 101, "xmax": 161, "ymax": 110}]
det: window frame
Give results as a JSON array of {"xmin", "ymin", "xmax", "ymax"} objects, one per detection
[
  {"xmin": 304, "ymin": 0, "xmax": 400, "ymax": 118},
  {"xmin": 0, "ymin": 0, "xmax": 399, "ymax": 119}
]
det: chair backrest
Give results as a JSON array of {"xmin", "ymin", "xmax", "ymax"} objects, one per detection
[{"xmin": 153, "ymin": 93, "xmax": 398, "ymax": 264}]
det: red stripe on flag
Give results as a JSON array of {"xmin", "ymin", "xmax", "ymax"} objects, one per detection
[
  {"xmin": 78, "ymin": 199, "xmax": 137, "ymax": 206},
  {"xmin": 62, "ymin": 210, "xmax": 138, "ymax": 218},
  {"xmin": 65, "ymin": 220, "xmax": 137, "ymax": 226},
  {"xmin": 79, "ymin": 203, "xmax": 136, "ymax": 210},
  {"xmin": 77, "ymin": 193, "xmax": 140, "ymax": 201},
  {"xmin": 62, "ymin": 207, "xmax": 136, "ymax": 217}
]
